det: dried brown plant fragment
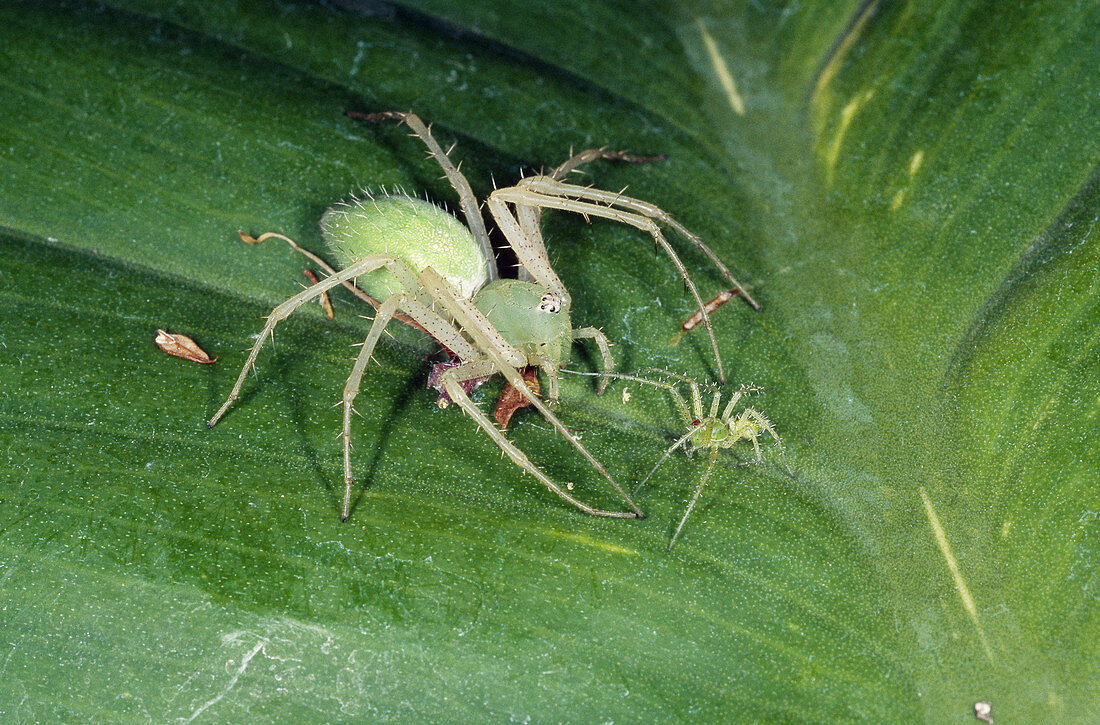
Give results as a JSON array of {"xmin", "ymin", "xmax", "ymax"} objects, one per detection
[{"xmin": 155, "ymin": 329, "xmax": 217, "ymax": 363}]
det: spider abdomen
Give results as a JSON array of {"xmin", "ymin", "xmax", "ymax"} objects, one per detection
[{"xmin": 320, "ymin": 193, "xmax": 491, "ymax": 301}]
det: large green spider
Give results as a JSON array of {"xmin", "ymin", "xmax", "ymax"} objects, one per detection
[{"xmin": 208, "ymin": 112, "xmax": 758, "ymax": 522}]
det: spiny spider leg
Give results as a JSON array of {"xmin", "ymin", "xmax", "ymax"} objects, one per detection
[
  {"xmin": 510, "ymin": 197, "xmax": 549, "ymax": 286},
  {"xmin": 571, "ymin": 326, "xmax": 615, "ymax": 395},
  {"xmin": 506, "ymin": 148, "xmax": 666, "ymax": 283},
  {"xmin": 489, "ymin": 187, "xmax": 729, "ymax": 383},
  {"xmin": 440, "ymin": 360, "xmax": 639, "ymax": 518},
  {"xmin": 706, "ymin": 388, "xmax": 722, "ymax": 418},
  {"xmin": 719, "ymin": 386, "xmax": 769, "ymax": 421},
  {"xmin": 522, "ymin": 177, "xmax": 761, "ymax": 312},
  {"xmin": 341, "ymin": 294, "xmax": 401, "ymax": 520},
  {"xmin": 209, "ymin": 253, "xmax": 403, "ymax": 429},
  {"xmin": 348, "ymin": 110, "xmax": 494, "ymax": 278},
  {"xmin": 420, "ymin": 267, "xmax": 645, "ymax": 517},
  {"xmin": 482, "ymin": 193, "xmax": 570, "ymax": 304},
  {"xmin": 340, "ymin": 286, "xmax": 481, "ymax": 520},
  {"xmin": 241, "ymin": 231, "xmax": 431, "ymax": 336},
  {"xmin": 549, "ymin": 147, "xmax": 668, "ymax": 182}
]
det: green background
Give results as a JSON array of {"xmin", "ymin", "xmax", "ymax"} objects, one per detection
[{"xmin": 1, "ymin": 0, "xmax": 1096, "ymax": 721}]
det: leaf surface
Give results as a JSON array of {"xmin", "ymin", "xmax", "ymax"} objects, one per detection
[{"xmin": 1, "ymin": 0, "xmax": 1096, "ymax": 721}]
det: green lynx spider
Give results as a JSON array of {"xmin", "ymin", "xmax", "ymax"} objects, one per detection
[
  {"xmin": 569, "ymin": 369, "xmax": 790, "ymax": 549},
  {"xmin": 208, "ymin": 111, "xmax": 758, "ymax": 522}
]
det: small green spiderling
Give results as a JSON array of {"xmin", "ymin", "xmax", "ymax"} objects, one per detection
[
  {"xmin": 209, "ymin": 111, "xmax": 760, "ymax": 524},
  {"xmin": 567, "ymin": 368, "xmax": 790, "ymax": 549}
]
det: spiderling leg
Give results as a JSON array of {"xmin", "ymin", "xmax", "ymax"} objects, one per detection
[
  {"xmin": 669, "ymin": 448, "xmax": 720, "ymax": 551},
  {"xmin": 639, "ymin": 428, "xmax": 700, "ymax": 494},
  {"xmin": 740, "ymin": 408, "xmax": 793, "ymax": 474}
]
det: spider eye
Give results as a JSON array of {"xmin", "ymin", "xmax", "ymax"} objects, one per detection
[{"xmin": 538, "ymin": 293, "xmax": 562, "ymax": 313}]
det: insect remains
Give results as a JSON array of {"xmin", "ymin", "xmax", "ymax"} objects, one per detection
[
  {"xmin": 209, "ymin": 111, "xmax": 759, "ymax": 523},
  {"xmin": 567, "ymin": 369, "xmax": 790, "ymax": 549}
]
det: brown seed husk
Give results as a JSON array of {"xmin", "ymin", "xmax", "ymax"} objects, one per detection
[{"xmin": 155, "ymin": 329, "xmax": 217, "ymax": 364}]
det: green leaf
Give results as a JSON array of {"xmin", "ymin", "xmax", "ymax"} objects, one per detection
[{"xmin": 1, "ymin": 0, "xmax": 1096, "ymax": 720}]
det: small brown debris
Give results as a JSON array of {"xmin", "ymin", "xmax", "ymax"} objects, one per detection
[
  {"xmin": 494, "ymin": 367, "xmax": 540, "ymax": 430},
  {"xmin": 302, "ymin": 269, "xmax": 335, "ymax": 320},
  {"xmin": 155, "ymin": 329, "xmax": 217, "ymax": 363},
  {"xmin": 974, "ymin": 701, "xmax": 992, "ymax": 723},
  {"xmin": 681, "ymin": 288, "xmax": 741, "ymax": 332},
  {"xmin": 604, "ymin": 150, "xmax": 668, "ymax": 164},
  {"xmin": 670, "ymin": 288, "xmax": 742, "ymax": 346}
]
